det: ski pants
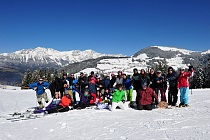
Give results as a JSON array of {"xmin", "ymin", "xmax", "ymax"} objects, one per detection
[
  {"xmin": 137, "ymin": 104, "xmax": 152, "ymax": 110},
  {"xmin": 109, "ymin": 101, "xmax": 126, "ymax": 111},
  {"xmin": 37, "ymin": 92, "xmax": 49, "ymax": 108},
  {"xmin": 125, "ymin": 88, "xmax": 133, "ymax": 102},
  {"xmin": 168, "ymin": 87, "xmax": 178, "ymax": 106},
  {"xmin": 179, "ymin": 87, "xmax": 189, "ymax": 105},
  {"xmin": 155, "ymin": 88, "xmax": 167, "ymax": 102}
]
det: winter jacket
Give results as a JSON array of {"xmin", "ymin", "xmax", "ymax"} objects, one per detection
[
  {"xmin": 59, "ymin": 95, "xmax": 71, "ymax": 107},
  {"xmin": 139, "ymin": 73, "xmax": 150, "ymax": 86},
  {"xmin": 112, "ymin": 89, "xmax": 125, "ymax": 103},
  {"xmin": 78, "ymin": 76, "xmax": 88, "ymax": 87},
  {"xmin": 177, "ymin": 72, "xmax": 192, "ymax": 89},
  {"xmin": 177, "ymin": 72, "xmax": 191, "ymax": 88},
  {"xmin": 166, "ymin": 71, "xmax": 178, "ymax": 88},
  {"xmin": 155, "ymin": 76, "xmax": 167, "ymax": 88},
  {"xmin": 148, "ymin": 73, "xmax": 156, "ymax": 89},
  {"xmin": 132, "ymin": 73, "xmax": 141, "ymax": 90},
  {"xmin": 29, "ymin": 81, "xmax": 50, "ymax": 95},
  {"xmin": 115, "ymin": 76, "xmax": 123, "ymax": 85},
  {"xmin": 103, "ymin": 78, "xmax": 110, "ymax": 90},
  {"xmin": 110, "ymin": 76, "xmax": 116, "ymax": 88},
  {"xmin": 123, "ymin": 77, "xmax": 132, "ymax": 90},
  {"xmin": 71, "ymin": 78, "xmax": 78, "ymax": 92},
  {"xmin": 137, "ymin": 87, "xmax": 158, "ymax": 105}
]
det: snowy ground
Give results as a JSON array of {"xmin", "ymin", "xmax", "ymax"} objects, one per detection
[{"xmin": 0, "ymin": 88, "xmax": 210, "ymax": 140}]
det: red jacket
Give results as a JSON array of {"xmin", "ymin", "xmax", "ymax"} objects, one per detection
[
  {"xmin": 137, "ymin": 87, "xmax": 158, "ymax": 105},
  {"xmin": 177, "ymin": 72, "xmax": 192, "ymax": 89},
  {"xmin": 59, "ymin": 95, "xmax": 71, "ymax": 107}
]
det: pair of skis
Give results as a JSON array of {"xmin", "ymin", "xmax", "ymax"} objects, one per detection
[{"xmin": 6, "ymin": 109, "xmax": 45, "ymax": 122}]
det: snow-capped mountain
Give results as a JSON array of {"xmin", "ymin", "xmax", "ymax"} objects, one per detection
[
  {"xmin": 0, "ymin": 47, "xmax": 125, "ymax": 66},
  {"xmin": 71, "ymin": 46, "xmax": 210, "ymax": 77}
]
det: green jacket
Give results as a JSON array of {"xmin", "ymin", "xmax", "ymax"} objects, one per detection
[{"xmin": 112, "ymin": 89, "xmax": 125, "ymax": 103}]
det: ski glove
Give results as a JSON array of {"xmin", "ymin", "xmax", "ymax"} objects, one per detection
[{"xmin": 34, "ymin": 87, "xmax": 37, "ymax": 91}]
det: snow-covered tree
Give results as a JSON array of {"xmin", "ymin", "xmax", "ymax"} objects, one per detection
[
  {"xmin": 195, "ymin": 65, "xmax": 204, "ymax": 88},
  {"xmin": 44, "ymin": 68, "xmax": 52, "ymax": 83},
  {"xmin": 204, "ymin": 58, "xmax": 210, "ymax": 88},
  {"xmin": 31, "ymin": 70, "xmax": 40, "ymax": 83},
  {"xmin": 155, "ymin": 59, "xmax": 167, "ymax": 74},
  {"xmin": 22, "ymin": 69, "xmax": 33, "ymax": 87}
]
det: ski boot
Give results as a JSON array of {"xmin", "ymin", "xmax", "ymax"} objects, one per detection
[{"xmin": 178, "ymin": 103, "xmax": 184, "ymax": 108}]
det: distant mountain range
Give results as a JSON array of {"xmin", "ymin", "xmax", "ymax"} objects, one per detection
[{"xmin": 0, "ymin": 46, "xmax": 210, "ymax": 85}]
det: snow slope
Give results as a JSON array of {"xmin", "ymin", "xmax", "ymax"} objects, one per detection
[{"xmin": 0, "ymin": 88, "xmax": 210, "ymax": 140}]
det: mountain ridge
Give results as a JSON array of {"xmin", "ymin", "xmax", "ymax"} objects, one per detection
[{"xmin": 0, "ymin": 46, "xmax": 210, "ymax": 85}]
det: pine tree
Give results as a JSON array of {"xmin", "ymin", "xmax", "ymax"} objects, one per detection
[
  {"xmin": 155, "ymin": 59, "xmax": 167, "ymax": 74},
  {"xmin": 204, "ymin": 58, "xmax": 210, "ymax": 88},
  {"xmin": 22, "ymin": 69, "xmax": 33, "ymax": 88},
  {"xmin": 44, "ymin": 68, "xmax": 52, "ymax": 83},
  {"xmin": 31, "ymin": 70, "xmax": 40, "ymax": 82},
  {"xmin": 38, "ymin": 69, "xmax": 43, "ymax": 79},
  {"xmin": 52, "ymin": 69, "xmax": 59, "ymax": 81},
  {"xmin": 195, "ymin": 65, "xmax": 204, "ymax": 88}
]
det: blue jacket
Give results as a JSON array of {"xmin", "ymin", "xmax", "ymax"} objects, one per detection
[
  {"xmin": 29, "ymin": 81, "xmax": 50, "ymax": 95},
  {"xmin": 103, "ymin": 78, "xmax": 110, "ymax": 89},
  {"xmin": 123, "ymin": 78, "xmax": 132, "ymax": 90},
  {"xmin": 71, "ymin": 79, "xmax": 78, "ymax": 92}
]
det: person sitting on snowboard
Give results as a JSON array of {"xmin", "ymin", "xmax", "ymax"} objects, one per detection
[
  {"xmin": 29, "ymin": 78, "xmax": 50, "ymax": 109},
  {"xmin": 136, "ymin": 82, "xmax": 158, "ymax": 110},
  {"xmin": 109, "ymin": 84, "xmax": 126, "ymax": 111}
]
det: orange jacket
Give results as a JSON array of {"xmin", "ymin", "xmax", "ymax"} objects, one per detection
[{"xmin": 59, "ymin": 95, "xmax": 71, "ymax": 107}]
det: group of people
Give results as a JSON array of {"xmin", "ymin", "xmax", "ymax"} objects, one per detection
[{"xmin": 28, "ymin": 65, "xmax": 194, "ymax": 113}]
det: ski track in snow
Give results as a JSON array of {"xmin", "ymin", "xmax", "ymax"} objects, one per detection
[{"xmin": 0, "ymin": 89, "xmax": 210, "ymax": 140}]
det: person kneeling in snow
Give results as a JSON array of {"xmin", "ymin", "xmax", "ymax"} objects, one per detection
[
  {"xmin": 136, "ymin": 82, "xmax": 158, "ymax": 110},
  {"xmin": 109, "ymin": 84, "xmax": 126, "ymax": 111}
]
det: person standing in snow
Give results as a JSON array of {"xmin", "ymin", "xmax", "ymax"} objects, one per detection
[
  {"xmin": 122, "ymin": 74, "xmax": 134, "ymax": 107},
  {"xmin": 154, "ymin": 70, "xmax": 167, "ymax": 102},
  {"xmin": 132, "ymin": 68, "xmax": 141, "ymax": 91},
  {"xmin": 177, "ymin": 67, "xmax": 194, "ymax": 107},
  {"xmin": 136, "ymin": 82, "xmax": 158, "ymax": 110},
  {"xmin": 78, "ymin": 72, "xmax": 88, "ymax": 94},
  {"xmin": 139, "ymin": 69, "xmax": 150, "ymax": 88},
  {"xmin": 61, "ymin": 73, "xmax": 70, "ymax": 98},
  {"xmin": 49, "ymin": 77, "xmax": 63, "ymax": 99},
  {"xmin": 69, "ymin": 74, "xmax": 78, "ymax": 105},
  {"xmin": 109, "ymin": 84, "xmax": 126, "ymax": 111},
  {"xmin": 110, "ymin": 73, "xmax": 116, "ymax": 88},
  {"xmin": 166, "ymin": 67, "xmax": 178, "ymax": 106},
  {"xmin": 88, "ymin": 71, "xmax": 98, "ymax": 104},
  {"xmin": 114, "ymin": 71, "xmax": 124, "ymax": 88},
  {"xmin": 148, "ymin": 68, "xmax": 156, "ymax": 91},
  {"xmin": 29, "ymin": 78, "xmax": 50, "ymax": 109}
]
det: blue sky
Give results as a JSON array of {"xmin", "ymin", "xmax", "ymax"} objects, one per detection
[{"xmin": 0, "ymin": 0, "xmax": 209, "ymax": 56}]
